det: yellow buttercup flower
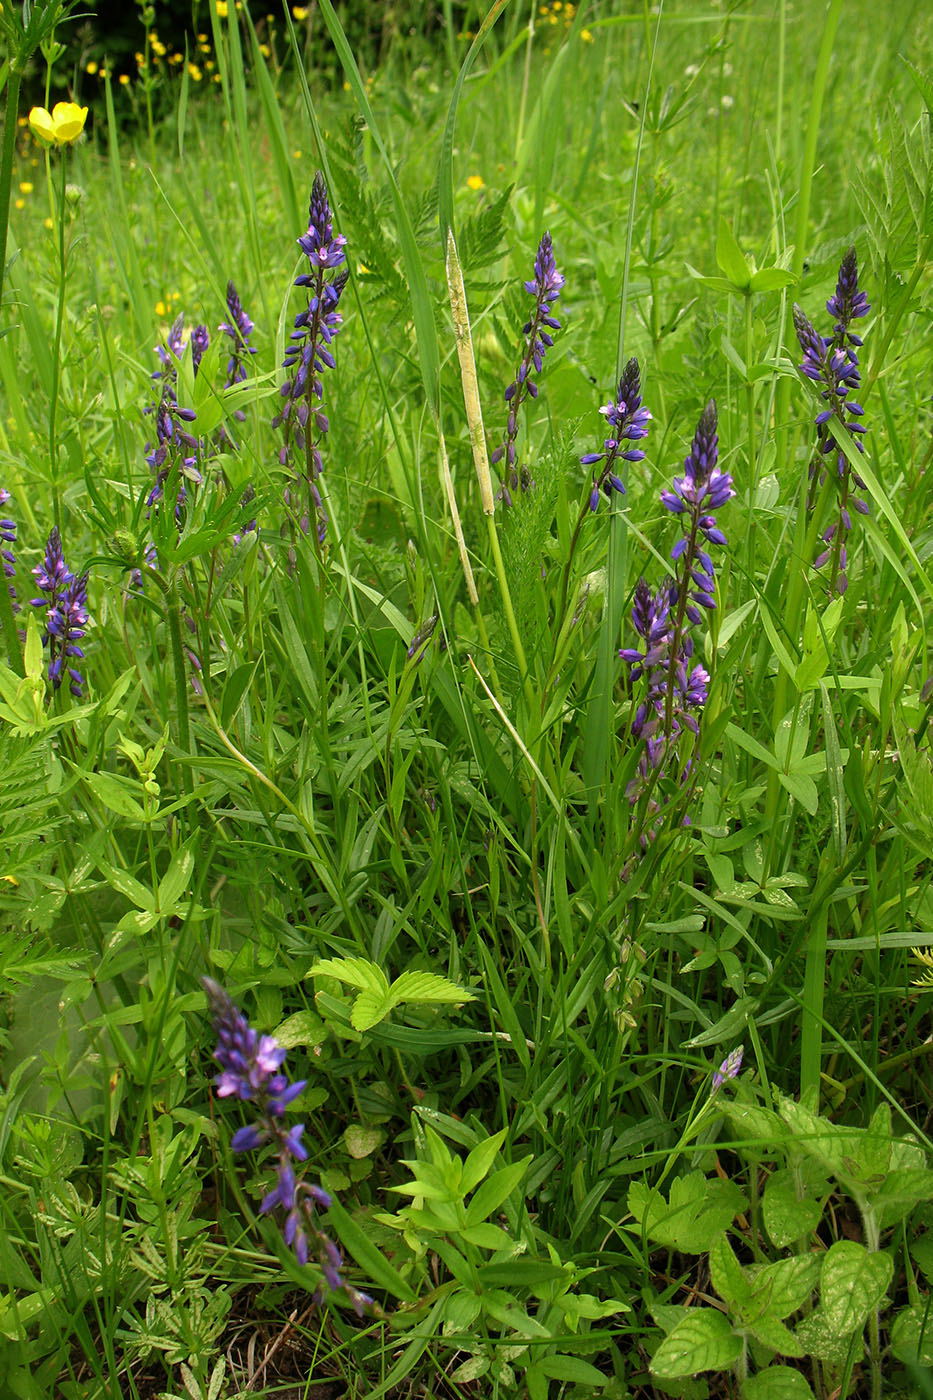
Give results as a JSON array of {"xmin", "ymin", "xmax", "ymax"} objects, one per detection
[
  {"xmin": 187, "ymin": 61, "xmax": 203, "ymax": 81},
  {"xmin": 28, "ymin": 102, "xmax": 89, "ymax": 146},
  {"xmin": 292, "ymin": 5, "xmax": 308, "ymax": 17},
  {"xmin": 216, "ymin": 0, "xmax": 228, "ymax": 15},
  {"xmin": 19, "ymin": 181, "xmax": 33, "ymax": 193},
  {"xmin": 466, "ymin": 174, "xmax": 485, "ymax": 191}
]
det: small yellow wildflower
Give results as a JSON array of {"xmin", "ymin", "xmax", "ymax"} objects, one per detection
[
  {"xmin": 169, "ymin": 52, "xmax": 184, "ymax": 65},
  {"xmin": 187, "ymin": 62, "xmax": 203, "ymax": 81},
  {"xmin": 293, "ymin": 149, "xmax": 303, "ymax": 159},
  {"xmin": 14, "ymin": 198, "xmax": 24, "ymax": 210},
  {"xmin": 86, "ymin": 60, "xmax": 98, "ymax": 75},
  {"xmin": 467, "ymin": 174, "xmax": 484, "ymax": 191},
  {"xmin": 17, "ymin": 116, "xmax": 28, "ymax": 127},
  {"xmin": 343, "ymin": 80, "xmax": 351, "ymax": 91},
  {"xmin": 292, "ymin": 5, "xmax": 308, "ymax": 17},
  {"xmin": 44, "ymin": 217, "xmax": 53, "ymax": 229},
  {"xmin": 205, "ymin": 58, "xmax": 215, "ymax": 70},
  {"xmin": 581, "ymin": 26, "xmax": 594, "ymax": 41},
  {"xmin": 212, "ymin": 72, "xmax": 221, "ymax": 82},
  {"xmin": 259, "ymin": 42, "xmax": 271, "ymax": 57},
  {"xmin": 1, "ymin": 875, "xmax": 18, "ymax": 886},
  {"xmin": 216, "ymin": 0, "xmax": 228, "ymax": 15},
  {"xmin": 198, "ymin": 39, "xmax": 211, "ymax": 53},
  {"xmin": 152, "ymin": 38, "xmax": 167, "ymax": 56},
  {"xmin": 28, "ymin": 102, "xmax": 89, "ymax": 146},
  {"xmin": 155, "ymin": 300, "xmax": 168, "ymax": 317},
  {"xmin": 135, "ymin": 51, "xmax": 145, "ymax": 66},
  {"xmin": 119, "ymin": 72, "xmax": 130, "ymax": 85},
  {"xmin": 19, "ymin": 181, "xmax": 33, "ymax": 194},
  {"xmin": 197, "ymin": 31, "xmax": 208, "ymax": 40}
]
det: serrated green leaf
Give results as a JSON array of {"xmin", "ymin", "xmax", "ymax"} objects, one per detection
[
  {"xmin": 308, "ymin": 957, "xmax": 391, "ymax": 995},
  {"xmin": 651, "ymin": 1309, "xmax": 742, "ymax": 1379},
  {"xmin": 351, "ymin": 988, "xmax": 394, "ymax": 1031},
  {"xmin": 762, "ymin": 1171, "xmax": 823, "ymax": 1249},
  {"xmin": 388, "ymin": 970, "xmax": 474, "ymax": 1008}
]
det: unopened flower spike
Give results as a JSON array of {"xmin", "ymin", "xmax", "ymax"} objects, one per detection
[
  {"xmin": 794, "ymin": 246, "xmax": 871, "ymax": 596},
  {"xmin": 712, "ymin": 1045, "xmax": 744, "ymax": 1093},
  {"xmin": 202, "ymin": 977, "xmax": 371, "ymax": 1315},
  {"xmin": 490, "ymin": 231, "xmax": 564, "ymax": 503},
  {"xmin": 219, "ymin": 281, "xmax": 257, "ymax": 443},
  {"xmin": 274, "ymin": 173, "xmax": 348, "ymax": 545}
]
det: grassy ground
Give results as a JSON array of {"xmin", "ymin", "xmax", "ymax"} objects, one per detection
[{"xmin": 1, "ymin": 0, "xmax": 933, "ymax": 1396}]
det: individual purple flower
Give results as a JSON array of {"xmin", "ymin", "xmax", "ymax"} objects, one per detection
[
  {"xmin": 31, "ymin": 528, "xmax": 89, "ymax": 697},
  {"xmin": 491, "ymin": 231, "xmax": 564, "ymax": 502},
  {"xmin": 794, "ymin": 246, "xmax": 871, "ymax": 595},
  {"xmin": 273, "ymin": 173, "xmax": 348, "ymax": 546},
  {"xmin": 1, "ymin": 489, "xmax": 21, "ymax": 617},
  {"xmin": 712, "ymin": 1045, "xmax": 744, "ymax": 1093},
  {"xmin": 203, "ymin": 977, "xmax": 368, "ymax": 1312},
  {"xmin": 580, "ymin": 357, "xmax": 651, "ymax": 512}
]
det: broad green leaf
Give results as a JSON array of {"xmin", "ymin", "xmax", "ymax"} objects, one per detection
[
  {"xmin": 344, "ymin": 1124, "xmax": 384, "ymax": 1159},
  {"xmin": 709, "ymin": 1233, "xmax": 752, "ymax": 1310},
  {"xmin": 794, "ymin": 1307, "xmax": 852, "ymax": 1366},
  {"xmin": 459, "ymin": 1222, "xmax": 512, "ymax": 1249},
  {"xmin": 777, "ymin": 769, "xmax": 819, "ymax": 814},
  {"xmin": 890, "ymin": 1303, "xmax": 933, "ymax": 1367},
  {"xmin": 450, "ymin": 1356, "xmax": 490, "ymax": 1384},
  {"xmin": 748, "ymin": 267, "xmax": 798, "ymax": 292},
  {"xmin": 84, "ymin": 770, "xmax": 148, "ymax": 822},
  {"xmin": 715, "ymin": 218, "xmax": 751, "ymax": 288},
  {"xmin": 465, "ymin": 1157, "xmax": 531, "ymax": 1226},
  {"xmin": 157, "ymin": 839, "xmax": 196, "ymax": 913},
  {"xmin": 762, "ymin": 1170, "xmax": 823, "ymax": 1249},
  {"xmin": 744, "ymin": 1311, "xmax": 804, "ymax": 1356},
  {"xmin": 743, "ymin": 1365, "xmax": 815, "ymax": 1399},
  {"xmin": 629, "ymin": 1172, "xmax": 746, "ymax": 1254},
  {"xmin": 274, "ymin": 1009, "xmax": 326, "ymax": 1050},
  {"xmin": 651, "ymin": 1309, "xmax": 742, "ymax": 1379},
  {"xmin": 536, "ymin": 1355, "xmax": 608, "ymax": 1384},
  {"xmin": 820, "ymin": 1241, "xmax": 892, "ymax": 1333},
  {"xmin": 461, "ymin": 1129, "xmax": 507, "ymax": 1195}
]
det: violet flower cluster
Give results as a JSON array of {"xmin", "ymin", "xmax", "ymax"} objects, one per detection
[
  {"xmin": 273, "ymin": 173, "xmax": 348, "ymax": 545},
  {"xmin": 711, "ymin": 1044, "xmax": 743, "ymax": 1094},
  {"xmin": 31, "ymin": 527, "xmax": 89, "ymax": 697},
  {"xmin": 203, "ymin": 977, "xmax": 370, "ymax": 1314},
  {"xmin": 491, "ymin": 231, "xmax": 564, "ymax": 503},
  {"xmin": 620, "ymin": 402, "xmax": 732, "ymax": 829},
  {"xmin": 793, "ymin": 246, "xmax": 870, "ymax": 595},
  {"xmin": 145, "ymin": 314, "xmax": 205, "ymax": 510},
  {"xmin": 580, "ymin": 356, "xmax": 652, "ymax": 511},
  {"xmin": 1, "ymin": 489, "xmax": 19, "ymax": 619}
]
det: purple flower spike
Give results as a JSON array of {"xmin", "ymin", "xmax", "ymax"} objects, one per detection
[
  {"xmin": 795, "ymin": 246, "xmax": 871, "ymax": 595},
  {"xmin": 31, "ymin": 529, "xmax": 90, "ymax": 697},
  {"xmin": 618, "ymin": 401, "xmax": 731, "ymax": 849},
  {"xmin": 493, "ymin": 231, "xmax": 564, "ymax": 501},
  {"xmin": 0, "ymin": 489, "xmax": 19, "ymax": 618},
  {"xmin": 274, "ymin": 174, "xmax": 348, "ymax": 545},
  {"xmin": 579, "ymin": 357, "xmax": 652, "ymax": 513},
  {"xmin": 203, "ymin": 977, "xmax": 364, "ymax": 1311}
]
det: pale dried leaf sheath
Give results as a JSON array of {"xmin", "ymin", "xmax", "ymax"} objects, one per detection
[
  {"xmin": 438, "ymin": 430, "xmax": 479, "ymax": 604},
  {"xmin": 446, "ymin": 229, "xmax": 495, "ymax": 516}
]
